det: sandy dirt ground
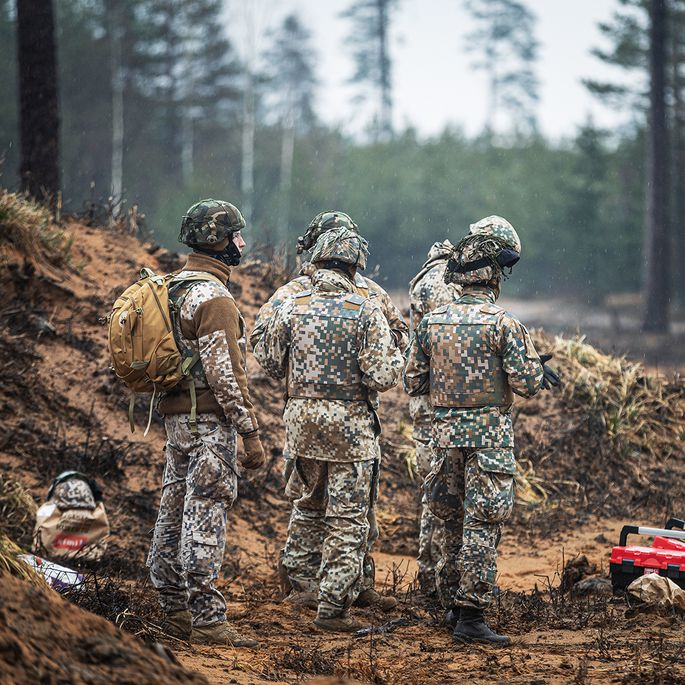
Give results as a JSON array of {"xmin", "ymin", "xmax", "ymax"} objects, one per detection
[{"xmin": 1, "ymin": 216, "xmax": 684, "ymax": 685}]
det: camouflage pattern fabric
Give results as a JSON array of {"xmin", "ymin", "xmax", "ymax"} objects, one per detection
[
  {"xmin": 445, "ymin": 216, "xmax": 521, "ymax": 287},
  {"xmin": 259, "ymin": 268, "xmax": 403, "ymax": 462},
  {"xmin": 147, "ymin": 413, "xmax": 238, "ymax": 627},
  {"xmin": 408, "ymin": 240, "xmax": 460, "ymax": 333},
  {"xmin": 167, "ymin": 271, "xmax": 257, "ymax": 434},
  {"xmin": 404, "ymin": 286, "xmax": 543, "ymax": 449},
  {"xmin": 427, "ymin": 447, "xmax": 515, "ymax": 609},
  {"xmin": 282, "ymin": 457, "xmax": 374, "ymax": 616},
  {"xmin": 250, "ymin": 261, "xmax": 408, "ymax": 357},
  {"xmin": 308, "ymin": 227, "xmax": 369, "ymax": 269},
  {"xmin": 408, "ymin": 241, "xmax": 461, "ymax": 590},
  {"xmin": 259, "ymin": 267, "xmax": 402, "ymax": 616},
  {"xmin": 283, "ymin": 457, "xmax": 380, "ymax": 593},
  {"xmin": 51, "ymin": 479, "xmax": 96, "ymax": 511},
  {"xmin": 404, "ymin": 283, "xmax": 543, "ymax": 611},
  {"xmin": 179, "ymin": 199, "xmax": 245, "ymax": 248},
  {"xmin": 298, "ymin": 210, "xmax": 359, "ymax": 253}
]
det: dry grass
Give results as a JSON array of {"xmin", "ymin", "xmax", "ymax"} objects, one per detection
[
  {"xmin": 0, "ymin": 474, "xmax": 37, "ymax": 547},
  {"xmin": 535, "ymin": 331, "xmax": 685, "ymax": 462},
  {"xmin": 0, "ymin": 189, "xmax": 72, "ymax": 268}
]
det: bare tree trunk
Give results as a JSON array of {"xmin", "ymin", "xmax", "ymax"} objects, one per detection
[
  {"xmin": 671, "ymin": 2, "xmax": 685, "ymax": 307},
  {"xmin": 278, "ymin": 109, "xmax": 295, "ymax": 246},
  {"xmin": 642, "ymin": 0, "xmax": 671, "ymax": 332},
  {"xmin": 241, "ymin": 71, "xmax": 255, "ymax": 225},
  {"xmin": 107, "ymin": 0, "xmax": 124, "ymax": 211},
  {"xmin": 181, "ymin": 107, "xmax": 194, "ymax": 185},
  {"xmin": 16, "ymin": 0, "xmax": 60, "ymax": 202},
  {"xmin": 377, "ymin": 0, "xmax": 392, "ymax": 140}
]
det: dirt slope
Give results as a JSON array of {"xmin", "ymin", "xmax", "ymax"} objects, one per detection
[{"xmin": 1, "ymin": 199, "xmax": 685, "ymax": 684}]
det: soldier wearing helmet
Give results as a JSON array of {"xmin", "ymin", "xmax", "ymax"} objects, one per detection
[
  {"xmin": 251, "ymin": 210, "xmax": 407, "ymax": 357},
  {"xmin": 258, "ymin": 227, "xmax": 404, "ymax": 633},
  {"xmin": 405, "ymin": 215, "xmax": 558, "ymax": 646},
  {"xmin": 407, "ymin": 240, "xmax": 462, "ymax": 599},
  {"xmin": 251, "ymin": 210, "xmax": 407, "ymax": 612},
  {"xmin": 148, "ymin": 199, "xmax": 262, "ymax": 648}
]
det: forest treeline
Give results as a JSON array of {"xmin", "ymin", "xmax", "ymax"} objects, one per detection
[{"xmin": 0, "ymin": 0, "xmax": 682, "ymax": 308}]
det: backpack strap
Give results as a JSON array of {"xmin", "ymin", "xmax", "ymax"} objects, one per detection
[{"xmin": 168, "ymin": 272, "xmax": 224, "ymax": 434}]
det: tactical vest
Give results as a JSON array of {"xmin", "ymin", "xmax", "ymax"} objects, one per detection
[
  {"xmin": 428, "ymin": 302, "xmax": 513, "ymax": 408},
  {"xmin": 287, "ymin": 291, "xmax": 368, "ymax": 401}
]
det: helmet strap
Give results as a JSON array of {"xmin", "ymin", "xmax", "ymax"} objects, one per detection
[{"xmin": 194, "ymin": 242, "xmax": 242, "ymax": 266}]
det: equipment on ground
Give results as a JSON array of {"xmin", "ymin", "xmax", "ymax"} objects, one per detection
[{"xmin": 610, "ymin": 518, "xmax": 685, "ymax": 592}]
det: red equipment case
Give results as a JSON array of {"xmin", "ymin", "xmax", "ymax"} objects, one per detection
[{"xmin": 610, "ymin": 518, "xmax": 685, "ymax": 592}]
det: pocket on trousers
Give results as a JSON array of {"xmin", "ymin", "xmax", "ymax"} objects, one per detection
[
  {"xmin": 476, "ymin": 448, "xmax": 516, "ymax": 475},
  {"xmin": 188, "ymin": 444, "xmax": 238, "ymax": 503}
]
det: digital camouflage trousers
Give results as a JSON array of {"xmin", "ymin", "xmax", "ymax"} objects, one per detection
[
  {"xmin": 427, "ymin": 446, "xmax": 515, "ymax": 609},
  {"xmin": 410, "ymin": 399, "xmax": 446, "ymax": 593},
  {"xmin": 282, "ymin": 452, "xmax": 379, "ymax": 592},
  {"xmin": 282, "ymin": 457, "xmax": 374, "ymax": 617},
  {"xmin": 147, "ymin": 413, "xmax": 238, "ymax": 627}
]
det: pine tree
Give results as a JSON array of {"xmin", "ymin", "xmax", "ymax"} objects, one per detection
[
  {"xmin": 643, "ymin": 0, "xmax": 670, "ymax": 331},
  {"xmin": 586, "ymin": 0, "xmax": 678, "ymax": 328},
  {"xmin": 341, "ymin": 0, "xmax": 399, "ymax": 141},
  {"xmin": 263, "ymin": 14, "xmax": 317, "ymax": 244},
  {"xmin": 130, "ymin": 0, "xmax": 241, "ymax": 187},
  {"xmin": 16, "ymin": 0, "xmax": 60, "ymax": 201},
  {"xmin": 463, "ymin": 0, "xmax": 539, "ymax": 134}
]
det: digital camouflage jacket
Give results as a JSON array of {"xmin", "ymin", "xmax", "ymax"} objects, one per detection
[
  {"xmin": 158, "ymin": 253, "xmax": 259, "ymax": 435},
  {"xmin": 258, "ymin": 268, "xmax": 404, "ymax": 462},
  {"xmin": 250, "ymin": 261, "xmax": 408, "ymax": 357},
  {"xmin": 404, "ymin": 286, "xmax": 543, "ymax": 449}
]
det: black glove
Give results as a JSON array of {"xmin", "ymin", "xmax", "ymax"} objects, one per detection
[{"xmin": 539, "ymin": 353, "xmax": 561, "ymax": 390}]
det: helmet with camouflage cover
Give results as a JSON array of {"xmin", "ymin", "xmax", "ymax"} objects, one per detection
[
  {"xmin": 310, "ymin": 226, "xmax": 369, "ymax": 270},
  {"xmin": 179, "ymin": 198, "xmax": 246, "ymax": 248},
  {"xmin": 445, "ymin": 215, "xmax": 521, "ymax": 286},
  {"xmin": 297, "ymin": 210, "xmax": 359, "ymax": 254}
]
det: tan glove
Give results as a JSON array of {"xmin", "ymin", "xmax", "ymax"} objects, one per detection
[{"xmin": 240, "ymin": 431, "xmax": 266, "ymax": 470}]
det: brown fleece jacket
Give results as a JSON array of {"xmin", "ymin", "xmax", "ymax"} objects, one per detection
[{"xmin": 158, "ymin": 253, "xmax": 259, "ymax": 434}]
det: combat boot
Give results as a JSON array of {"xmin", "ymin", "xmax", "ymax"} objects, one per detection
[
  {"xmin": 161, "ymin": 609, "xmax": 191, "ymax": 640},
  {"xmin": 452, "ymin": 607, "xmax": 510, "ymax": 646},
  {"xmin": 283, "ymin": 591, "xmax": 318, "ymax": 610},
  {"xmin": 353, "ymin": 588, "xmax": 398, "ymax": 612},
  {"xmin": 191, "ymin": 621, "xmax": 259, "ymax": 648},
  {"xmin": 445, "ymin": 608, "xmax": 460, "ymax": 629},
  {"xmin": 313, "ymin": 613, "xmax": 366, "ymax": 633}
]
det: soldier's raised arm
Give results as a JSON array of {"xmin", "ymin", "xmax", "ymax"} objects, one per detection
[
  {"xmin": 357, "ymin": 300, "xmax": 404, "ymax": 392},
  {"xmin": 364, "ymin": 279, "xmax": 409, "ymax": 349},
  {"xmin": 499, "ymin": 315, "xmax": 544, "ymax": 398},
  {"xmin": 403, "ymin": 315, "xmax": 432, "ymax": 397},
  {"xmin": 257, "ymin": 299, "xmax": 292, "ymax": 380}
]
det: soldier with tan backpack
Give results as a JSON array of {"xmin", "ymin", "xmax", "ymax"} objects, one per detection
[{"xmin": 107, "ymin": 198, "xmax": 264, "ymax": 647}]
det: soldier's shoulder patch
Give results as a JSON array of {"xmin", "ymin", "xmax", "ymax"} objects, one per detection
[
  {"xmin": 480, "ymin": 303, "xmax": 503, "ymax": 315},
  {"xmin": 430, "ymin": 304, "xmax": 450, "ymax": 316},
  {"xmin": 293, "ymin": 291, "xmax": 312, "ymax": 306},
  {"xmin": 343, "ymin": 292, "xmax": 365, "ymax": 310}
]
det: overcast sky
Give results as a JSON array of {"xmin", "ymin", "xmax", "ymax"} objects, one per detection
[{"xmin": 228, "ymin": 0, "xmax": 637, "ymax": 140}]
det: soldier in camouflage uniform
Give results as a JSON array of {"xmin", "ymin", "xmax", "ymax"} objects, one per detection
[
  {"xmin": 147, "ymin": 199, "xmax": 264, "ymax": 647},
  {"xmin": 405, "ymin": 216, "xmax": 559, "ymax": 646},
  {"xmin": 259, "ymin": 227, "xmax": 404, "ymax": 632},
  {"xmin": 408, "ymin": 240, "xmax": 461, "ymax": 597},
  {"xmin": 251, "ymin": 211, "xmax": 406, "ymax": 612}
]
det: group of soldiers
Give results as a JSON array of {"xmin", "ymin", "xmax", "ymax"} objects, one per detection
[{"xmin": 145, "ymin": 199, "xmax": 559, "ymax": 648}]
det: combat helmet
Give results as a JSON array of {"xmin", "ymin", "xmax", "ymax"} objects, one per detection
[
  {"xmin": 179, "ymin": 199, "xmax": 246, "ymax": 248},
  {"xmin": 309, "ymin": 226, "xmax": 369, "ymax": 270},
  {"xmin": 445, "ymin": 215, "xmax": 521, "ymax": 286},
  {"xmin": 297, "ymin": 210, "xmax": 359, "ymax": 254}
]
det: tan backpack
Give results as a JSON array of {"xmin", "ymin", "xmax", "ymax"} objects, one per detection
[{"xmin": 107, "ymin": 267, "xmax": 222, "ymax": 434}]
